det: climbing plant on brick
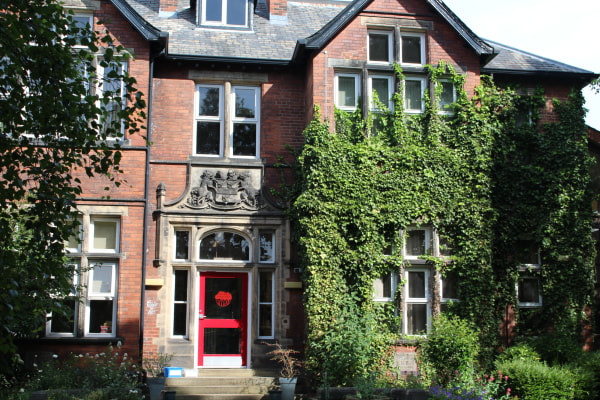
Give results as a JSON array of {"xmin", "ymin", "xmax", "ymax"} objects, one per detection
[{"xmin": 290, "ymin": 62, "xmax": 595, "ymax": 385}]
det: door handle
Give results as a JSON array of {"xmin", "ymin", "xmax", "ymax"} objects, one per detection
[{"xmin": 199, "ymin": 313, "xmax": 206, "ymax": 319}]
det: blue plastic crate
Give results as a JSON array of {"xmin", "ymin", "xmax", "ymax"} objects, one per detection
[{"xmin": 164, "ymin": 367, "xmax": 183, "ymax": 377}]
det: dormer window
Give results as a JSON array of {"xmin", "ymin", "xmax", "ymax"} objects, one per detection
[
  {"xmin": 400, "ymin": 32, "xmax": 425, "ymax": 66},
  {"xmin": 201, "ymin": 0, "xmax": 248, "ymax": 27}
]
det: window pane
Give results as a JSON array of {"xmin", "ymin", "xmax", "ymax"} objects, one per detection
[
  {"xmin": 89, "ymin": 300, "xmax": 113, "ymax": 333},
  {"xmin": 235, "ymin": 88, "xmax": 255, "ymax": 118},
  {"xmin": 93, "ymin": 220, "xmax": 117, "ymax": 250},
  {"xmin": 199, "ymin": 231, "xmax": 250, "ymax": 260},
  {"xmin": 518, "ymin": 278, "xmax": 540, "ymax": 304},
  {"xmin": 226, "ymin": 0, "xmax": 246, "ymax": 25},
  {"xmin": 196, "ymin": 121, "xmax": 221, "ymax": 155},
  {"xmin": 175, "ymin": 231, "xmax": 190, "ymax": 260},
  {"xmin": 369, "ymin": 33, "xmax": 390, "ymax": 62},
  {"xmin": 91, "ymin": 265, "xmax": 113, "ymax": 294},
  {"xmin": 259, "ymin": 304, "xmax": 272, "ymax": 337},
  {"xmin": 232, "ymin": 123, "xmax": 256, "ymax": 156},
  {"xmin": 337, "ymin": 76, "xmax": 356, "ymax": 108},
  {"xmin": 402, "ymin": 36, "xmax": 421, "ymax": 64},
  {"xmin": 103, "ymin": 64, "xmax": 123, "ymax": 94},
  {"xmin": 50, "ymin": 299, "xmax": 76, "ymax": 333},
  {"xmin": 407, "ymin": 304, "xmax": 427, "ymax": 334},
  {"xmin": 204, "ymin": 277, "xmax": 243, "ymax": 319},
  {"xmin": 205, "ymin": 0, "xmax": 223, "ymax": 22},
  {"xmin": 259, "ymin": 232, "xmax": 274, "ymax": 262},
  {"xmin": 406, "ymin": 229, "xmax": 426, "ymax": 256},
  {"xmin": 173, "ymin": 303, "xmax": 187, "ymax": 336},
  {"xmin": 204, "ymin": 328, "xmax": 241, "ymax": 354},
  {"xmin": 374, "ymin": 273, "xmax": 392, "ymax": 298},
  {"xmin": 174, "ymin": 270, "xmax": 188, "ymax": 302},
  {"xmin": 404, "ymin": 80, "xmax": 422, "ymax": 111},
  {"xmin": 198, "ymin": 87, "xmax": 220, "ymax": 116},
  {"xmin": 440, "ymin": 81, "xmax": 454, "ymax": 110},
  {"xmin": 259, "ymin": 271, "xmax": 273, "ymax": 302},
  {"xmin": 442, "ymin": 271, "xmax": 457, "ymax": 299},
  {"xmin": 408, "ymin": 271, "xmax": 425, "ymax": 298},
  {"xmin": 371, "ymin": 78, "xmax": 390, "ymax": 108}
]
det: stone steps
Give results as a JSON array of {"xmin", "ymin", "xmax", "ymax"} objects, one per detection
[{"xmin": 162, "ymin": 369, "xmax": 278, "ymax": 400}]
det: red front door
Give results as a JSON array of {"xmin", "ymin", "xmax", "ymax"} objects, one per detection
[{"xmin": 198, "ymin": 272, "xmax": 248, "ymax": 367}]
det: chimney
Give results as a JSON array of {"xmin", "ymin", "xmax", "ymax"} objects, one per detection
[
  {"xmin": 159, "ymin": 0, "xmax": 178, "ymax": 17},
  {"xmin": 268, "ymin": 0, "xmax": 287, "ymax": 24}
]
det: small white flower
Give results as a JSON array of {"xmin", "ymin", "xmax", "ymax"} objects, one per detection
[
  {"xmin": 52, "ymin": 354, "xmax": 58, "ymax": 359},
  {"xmin": 19, "ymin": 388, "xmax": 24, "ymax": 393}
]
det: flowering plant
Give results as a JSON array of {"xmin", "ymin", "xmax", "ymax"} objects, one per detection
[{"xmin": 428, "ymin": 370, "xmax": 516, "ymax": 400}]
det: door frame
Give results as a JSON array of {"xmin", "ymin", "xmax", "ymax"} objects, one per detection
[{"xmin": 195, "ymin": 269, "xmax": 252, "ymax": 368}]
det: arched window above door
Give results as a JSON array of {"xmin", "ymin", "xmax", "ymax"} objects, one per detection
[{"xmin": 199, "ymin": 231, "xmax": 250, "ymax": 261}]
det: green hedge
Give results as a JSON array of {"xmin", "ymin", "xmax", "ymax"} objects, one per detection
[{"xmin": 496, "ymin": 358, "xmax": 593, "ymax": 400}]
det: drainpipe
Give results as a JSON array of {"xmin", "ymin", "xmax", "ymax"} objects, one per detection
[{"xmin": 139, "ymin": 47, "xmax": 161, "ymax": 362}]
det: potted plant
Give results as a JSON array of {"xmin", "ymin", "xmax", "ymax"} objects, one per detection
[{"xmin": 265, "ymin": 342, "xmax": 301, "ymax": 400}]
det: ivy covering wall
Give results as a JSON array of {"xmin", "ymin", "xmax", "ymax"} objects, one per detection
[{"xmin": 289, "ymin": 64, "xmax": 595, "ymax": 385}]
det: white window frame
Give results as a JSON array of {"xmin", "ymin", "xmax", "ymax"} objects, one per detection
[
  {"xmin": 90, "ymin": 216, "xmax": 120, "ymax": 253},
  {"xmin": 194, "ymin": 84, "xmax": 224, "ymax": 157},
  {"xmin": 440, "ymin": 271, "xmax": 459, "ymax": 305},
  {"xmin": 257, "ymin": 270, "xmax": 275, "ymax": 338},
  {"xmin": 46, "ymin": 263, "xmax": 79, "ymax": 337},
  {"xmin": 174, "ymin": 229, "xmax": 191, "ymax": 261},
  {"xmin": 403, "ymin": 76, "xmax": 426, "ymax": 114},
  {"xmin": 335, "ymin": 73, "xmax": 361, "ymax": 111},
  {"xmin": 374, "ymin": 272, "xmax": 396, "ymax": 303},
  {"xmin": 438, "ymin": 79, "xmax": 456, "ymax": 115},
  {"xmin": 200, "ymin": 0, "xmax": 249, "ymax": 27},
  {"xmin": 367, "ymin": 29, "xmax": 393, "ymax": 65},
  {"xmin": 368, "ymin": 74, "xmax": 394, "ymax": 111},
  {"xmin": 403, "ymin": 267, "xmax": 431, "ymax": 335},
  {"xmin": 400, "ymin": 32, "xmax": 426, "ymax": 66},
  {"xmin": 230, "ymin": 85, "xmax": 260, "ymax": 159},
  {"xmin": 69, "ymin": 12, "xmax": 93, "ymax": 47},
  {"xmin": 403, "ymin": 226, "xmax": 432, "ymax": 260},
  {"xmin": 258, "ymin": 231, "xmax": 275, "ymax": 263},
  {"xmin": 85, "ymin": 261, "xmax": 118, "ymax": 337},
  {"xmin": 172, "ymin": 269, "xmax": 190, "ymax": 338}
]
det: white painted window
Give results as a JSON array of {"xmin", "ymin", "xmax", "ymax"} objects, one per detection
[
  {"xmin": 258, "ymin": 271, "xmax": 274, "ymax": 338},
  {"xmin": 259, "ymin": 231, "xmax": 275, "ymax": 263},
  {"xmin": 404, "ymin": 226, "xmax": 432, "ymax": 260},
  {"xmin": 194, "ymin": 84, "xmax": 224, "ymax": 156},
  {"xmin": 90, "ymin": 217, "xmax": 120, "ymax": 253},
  {"xmin": 201, "ymin": 0, "xmax": 248, "ymax": 27},
  {"xmin": 374, "ymin": 273, "xmax": 396, "ymax": 302},
  {"xmin": 403, "ymin": 76, "xmax": 426, "ymax": 114},
  {"xmin": 231, "ymin": 86, "xmax": 260, "ymax": 158},
  {"xmin": 368, "ymin": 75, "xmax": 394, "ymax": 111},
  {"xmin": 517, "ymin": 277, "xmax": 542, "ymax": 308},
  {"xmin": 335, "ymin": 73, "xmax": 361, "ymax": 111},
  {"xmin": 174, "ymin": 229, "xmax": 191, "ymax": 261},
  {"xmin": 400, "ymin": 32, "xmax": 425, "ymax": 66},
  {"xmin": 368, "ymin": 30, "xmax": 393, "ymax": 64},
  {"xmin": 173, "ymin": 269, "xmax": 190, "ymax": 337},
  {"xmin": 438, "ymin": 80, "xmax": 456, "ymax": 115},
  {"xmin": 85, "ymin": 261, "xmax": 118, "ymax": 336},
  {"xmin": 404, "ymin": 268, "xmax": 430, "ymax": 335},
  {"xmin": 46, "ymin": 263, "xmax": 79, "ymax": 337}
]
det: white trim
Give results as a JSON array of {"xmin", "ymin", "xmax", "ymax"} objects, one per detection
[
  {"xmin": 374, "ymin": 272, "xmax": 396, "ymax": 303},
  {"xmin": 85, "ymin": 261, "xmax": 118, "ymax": 337},
  {"xmin": 367, "ymin": 29, "xmax": 393, "ymax": 64},
  {"xmin": 200, "ymin": 0, "xmax": 249, "ymax": 27},
  {"xmin": 403, "ymin": 76, "xmax": 427, "ymax": 114},
  {"xmin": 89, "ymin": 216, "xmax": 120, "ymax": 253},
  {"xmin": 257, "ymin": 270, "xmax": 275, "ymax": 339},
  {"xmin": 334, "ymin": 72, "xmax": 361, "ymax": 111},
  {"xmin": 172, "ymin": 268, "xmax": 190, "ymax": 338},
  {"xmin": 400, "ymin": 32, "xmax": 426, "ymax": 66},
  {"xmin": 403, "ymin": 267, "xmax": 431, "ymax": 335},
  {"xmin": 368, "ymin": 74, "xmax": 394, "ymax": 111},
  {"xmin": 517, "ymin": 276, "xmax": 543, "ymax": 308},
  {"xmin": 230, "ymin": 85, "xmax": 260, "ymax": 159},
  {"xmin": 403, "ymin": 226, "xmax": 432, "ymax": 260},
  {"xmin": 194, "ymin": 84, "xmax": 224, "ymax": 157}
]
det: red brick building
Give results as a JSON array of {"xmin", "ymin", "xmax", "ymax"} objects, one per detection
[{"xmin": 22, "ymin": 0, "xmax": 596, "ymax": 375}]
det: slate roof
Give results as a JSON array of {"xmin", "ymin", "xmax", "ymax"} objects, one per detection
[
  {"xmin": 112, "ymin": 0, "xmax": 596, "ymax": 80},
  {"xmin": 482, "ymin": 40, "xmax": 596, "ymax": 79}
]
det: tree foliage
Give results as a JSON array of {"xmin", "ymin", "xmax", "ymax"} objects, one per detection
[
  {"xmin": 0, "ymin": 0, "xmax": 146, "ymax": 373},
  {"xmin": 290, "ymin": 63, "xmax": 594, "ymax": 384}
]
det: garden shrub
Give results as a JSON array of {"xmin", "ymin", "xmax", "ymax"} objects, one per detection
[
  {"xmin": 496, "ymin": 358, "xmax": 593, "ymax": 400},
  {"xmin": 569, "ymin": 350, "xmax": 600, "ymax": 399},
  {"xmin": 317, "ymin": 295, "xmax": 396, "ymax": 387},
  {"xmin": 496, "ymin": 342, "xmax": 541, "ymax": 363},
  {"xmin": 419, "ymin": 314, "xmax": 480, "ymax": 387},
  {"xmin": 527, "ymin": 333, "xmax": 582, "ymax": 365}
]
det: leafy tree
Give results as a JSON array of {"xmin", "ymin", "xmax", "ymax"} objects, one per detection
[{"xmin": 0, "ymin": 0, "xmax": 146, "ymax": 374}]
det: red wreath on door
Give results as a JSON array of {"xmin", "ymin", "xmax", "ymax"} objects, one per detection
[{"xmin": 215, "ymin": 291, "xmax": 233, "ymax": 307}]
